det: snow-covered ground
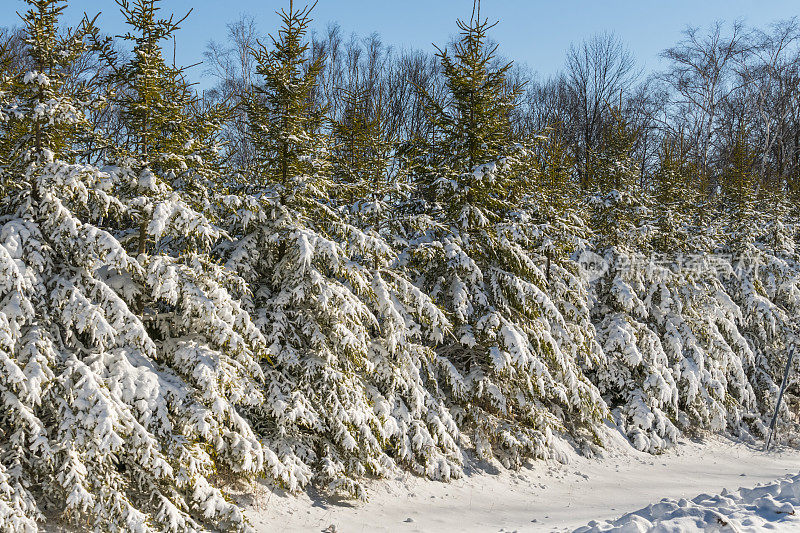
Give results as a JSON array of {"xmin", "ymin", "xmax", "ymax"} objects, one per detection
[
  {"xmin": 242, "ymin": 433, "xmax": 800, "ymax": 532},
  {"xmin": 576, "ymin": 471, "xmax": 800, "ymax": 532}
]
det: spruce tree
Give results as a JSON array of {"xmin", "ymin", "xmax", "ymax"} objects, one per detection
[
  {"xmin": 652, "ymin": 138, "xmax": 699, "ymax": 251},
  {"xmin": 222, "ymin": 1, "xmax": 463, "ymax": 497},
  {"xmin": 410, "ymin": 10, "xmax": 522, "ymax": 222},
  {"xmin": 587, "ymin": 110, "xmax": 649, "ymax": 249},
  {"xmin": 0, "ymin": 31, "xmax": 18, "ymax": 194},
  {"xmin": 713, "ymin": 127, "xmax": 799, "ymax": 437},
  {"xmin": 720, "ymin": 126, "xmax": 758, "ymax": 212},
  {"xmin": 112, "ymin": 0, "xmax": 227, "ymax": 255},
  {"xmin": 331, "ymin": 88, "xmax": 399, "ymax": 233},
  {"xmin": 244, "ymin": 0, "xmax": 327, "ymax": 197},
  {"xmin": 3, "ymin": 3, "xmax": 800, "ymax": 528},
  {"xmin": 580, "ymin": 112, "xmax": 679, "ymax": 451},
  {"xmin": 0, "ymin": 2, "xmax": 271, "ymax": 530},
  {"xmin": 524, "ymin": 130, "xmax": 583, "ymax": 288},
  {"xmin": 402, "ymin": 9, "xmax": 607, "ymax": 466},
  {"xmin": 583, "ymin": 114, "xmax": 768, "ymax": 450},
  {"xmin": 523, "ymin": 131, "xmax": 607, "ymax": 416}
]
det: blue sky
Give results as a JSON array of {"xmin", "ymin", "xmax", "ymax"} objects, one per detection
[{"xmin": 3, "ymin": 1, "xmax": 799, "ymax": 88}]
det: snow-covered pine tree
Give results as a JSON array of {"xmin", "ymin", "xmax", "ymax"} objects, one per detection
[
  {"xmin": 0, "ymin": 30, "xmax": 21, "ymax": 180},
  {"xmin": 586, "ymin": 114, "xmax": 764, "ymax": 451},
  {"xmin": 648, "ymin": 139, "xmax": 758, "ymax": 438},
  {"xmin": 582, "ymin": 112, "xmax": 683, "ymax": 452},
  {"xmin": 652, "ymin": 138, "xmax": 699, "ymax": 252},
  {"xmin": 242, "ymin": 0, "xmax": 327, "ymax": 195},
  {"xmin": 711, "ymin": 132, "xmax": 800, "ymax": 439},
  {"xmin": 585, "ymin": 109, "xmax": 650, "ymax": 249},
  {"xmin": 111, "ymin": 0, "xmax": 227, "ymax": 239},
  {"xmin": 733, "ymin": 214, "xmax": 800, "ymax": 437},
  {"xmin": 719, "ymin": 126, "xmax": 759, "ymax": 213},
  {"xmin": 519, "ymin": 131, "xmax": 608, "ymax": 450},
  {"xmin": 400, "ymin": 8, "xmax": 607, "ymax": 467},
  {"xmin": 0, "ymin": 1, "xmax": 271, "ymax": 530},
  {"xmin": 331, "ymin": 88, "xmax": 401, "ymax": 234},
  {"xmin": 220, "ymin": 0, "xmax": 463, "ymax": 498}
]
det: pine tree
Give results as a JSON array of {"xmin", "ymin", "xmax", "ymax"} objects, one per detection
[
  {"xmin": 4, "ymin": 4, "xmax": 800, "ymax": 528},
  {"xmin": 535, "ymin": 127, "xmax": 578, "ymax": 209},
  {"xmin": 653, "ymin": 139, "xmax": 695, "ymax": 207},
  {"xmin": 244, "ymin": 0, "xmax": 328, "ymax": 198},
  {"xmin": 401, "ymin": 8, "xmax": 608, "ymax": 467},
  {"xmin": 719, "ymin": 126, "xmax": 758, "ymax": 212},
  {"xmin": 524, "ymin": 130, "xmax": 582, "ymax": 288},
  {"xmin": 523, "ymin": 131, "xmax": 607, "ymax": 417},
  {"xmin": 0, "ymin": 2, "xmax": 270, "ymax": 530},
  {"xmin": 0, "ymin": 1, "xmax": 99, "ymax": 174},
  {"xmin": 0, "ymin": 31, "xmax": 18, "ymax": 193},
  {"xmin": 112, "ymin": 0, "xmax": 228, "ymax": 256},
  {"xmin": 713, "ymin": 128, "xmax": 799, "ymax": 439},
  {"xmin": 651, "ymin": 138, "xmax": 698, "ymax": 251},
  {"xmin": 331, "ymin": 88, "xmax": 399, "ymax": 233},
  {"xmin": 221, "ymin": 1, "xmax": 463, "ymax": 497},
  {"xmin": 584, "ymin": 115, "xmax": 768, "ymax": 450},
  {"xmin": 410, "ymin": 9, "xmax": 522, "ymax": 223},
  {"xmin": 580, "ymin": 111, "xmax": 682, "ymax": 452},
  {"xmin": 587, "ymin": 110, "xmax": 648, "ymax": 249}
]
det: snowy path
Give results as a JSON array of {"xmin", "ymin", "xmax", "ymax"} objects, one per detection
[{"xmin": 243, "ymin": 434, "xmax": 800, "ymax": 532}]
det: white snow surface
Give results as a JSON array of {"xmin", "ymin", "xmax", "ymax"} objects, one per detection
[
  {"xmin": 243, "ymin": 433, "xmax": 800, "ymax": 532},
  {"xmin": 576, "ymin": 471, "xmax": 800, "ymax": 532}
]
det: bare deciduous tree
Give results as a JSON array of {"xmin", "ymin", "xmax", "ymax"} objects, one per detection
[
  {"xmin": 566, "ymin": 32, "xmax": 637, "ymax": 188},
  {"xmin": 659, "ymin": 21, "xmax": 748, "ymax": 179}
]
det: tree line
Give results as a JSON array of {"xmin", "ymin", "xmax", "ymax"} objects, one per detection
[{"xmin": 1, "ymin": 0, "xmax": 799, "ymax": 531}]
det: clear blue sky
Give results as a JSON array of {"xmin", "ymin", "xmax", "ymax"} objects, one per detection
[{"xmin": 3, "ymin": 0, "xmax": 799, "ymax": 88}]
